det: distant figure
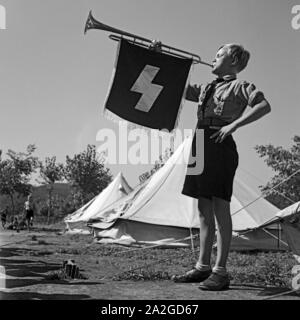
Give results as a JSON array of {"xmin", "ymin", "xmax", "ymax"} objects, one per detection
[
  {"xmin": 7, "ymin": 216, "xmax": 19, "ymax": 232},
  {"xmin": 24, "ymin": 194, "xmax": 35, "ymax": 231},
  {"xmin": 1, "ymin": 206, "xmax": 8, "ymax": 228},
  {"xmin": 13, "ymin": 217, "xmax": 20, "ymax": 232}
]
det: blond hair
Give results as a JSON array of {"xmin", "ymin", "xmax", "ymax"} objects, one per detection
[{"xmin": 219, "ymin": 43, "xmax": 250, "ymax": 73}]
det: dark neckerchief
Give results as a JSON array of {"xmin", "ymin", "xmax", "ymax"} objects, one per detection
[{"xmin": 199, "ymin": 75, "xmax": 237, "ymax": 119}]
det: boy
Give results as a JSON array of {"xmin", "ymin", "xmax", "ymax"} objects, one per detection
[
  {"xmin": 24, "ymin": 194, "xmax": 35, "ymax": 231},
  {"xmin": 172, "ymin": 44, "xmax": 271, "ymax": 290}
]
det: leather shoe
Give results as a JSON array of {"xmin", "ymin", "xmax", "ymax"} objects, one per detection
[
  {"xmin": 172, "ymin": 268, "xmax": 212, "ymax": 283},
  {"xmin": 198, "ymin": 272, "xmax": 230, "ymax": 291}
]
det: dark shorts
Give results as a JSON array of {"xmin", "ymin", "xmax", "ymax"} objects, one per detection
[
  {"xmin": 25, "ymin": 209, "xmax": 34, "ymax": 220},
  {"xmin": 182, "ymin": 126, "xmax": 239, "ymax": 202}
]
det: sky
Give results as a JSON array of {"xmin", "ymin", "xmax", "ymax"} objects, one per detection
[{"xmin": 0, "ymin": 0, "xmax": 299, "ymax": 193}]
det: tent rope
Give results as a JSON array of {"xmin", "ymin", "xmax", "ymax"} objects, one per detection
[
  {"xmin": 261, "ymin": 228, "xmax": 289, "ymax": 247},
  {"xmin": 231, "ymin": 168, "xmax": 300, "ymax": 218},
  {"xmin": 238, "ymin": 166, "xmax": 296, "ymax": 205},
  {"xmin": 108, "ymin": 233, "xmax": 199, "ymax": 255},
  {"xmin": 260, "ymin": 288, "xmax": 300, "ymax": 300}
]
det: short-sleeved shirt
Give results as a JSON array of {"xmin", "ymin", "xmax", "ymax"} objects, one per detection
[
  {"xmin": 25, "ymin": 201, "xmax": 33, "ymax": 211},
  {"xmin": 185, "ymin": 77, "xmax": 266, "ymax": 123}
]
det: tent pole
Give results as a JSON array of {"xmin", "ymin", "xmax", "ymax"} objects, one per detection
[
  {"xmin": 277, "ymin": 223, "xmax": 280, "ymax": 249},
  {"xmin": 262, "ymin": 228, "xmax": 289, "ymax": 247},
  {"xmin": 278, "ymin": 222, "xmax": 282, "ymax": 249}
]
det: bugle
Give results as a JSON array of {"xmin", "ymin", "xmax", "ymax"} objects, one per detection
[{"xmin": 84, "ymin": 10, "xmax": 212, "ymax": 67}]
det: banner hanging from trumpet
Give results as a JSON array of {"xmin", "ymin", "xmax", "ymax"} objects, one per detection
[{"xmin": 103, "ymin": 39, "xmax": 193, "ymax": 131}]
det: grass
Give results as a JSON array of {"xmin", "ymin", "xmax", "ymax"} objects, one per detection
[
  {"xmin": 228, "ymin": 251, "xmax": 295, "ymax": 287},
  {"xmin": 78, "ymin": 243, "xmax": 296, "ymax": 287},
  {"xmin": 45, "ymin": 269, "xmax": 89, "ymax": 281},
  {"xmin": 6, "ymin": 223, "xmax": 297, "ymax": 289}
]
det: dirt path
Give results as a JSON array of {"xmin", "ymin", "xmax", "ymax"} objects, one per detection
[{"xmin": 1, "ymin": 228, "xmax": 299, "ymax": 300}]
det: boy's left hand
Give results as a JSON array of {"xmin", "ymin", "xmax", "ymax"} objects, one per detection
[{"xmin": 210, "ymin": 123, "xmax": 238, "ymax": 143}]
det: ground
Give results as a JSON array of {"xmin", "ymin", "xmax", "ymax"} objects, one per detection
[{"xmin": 0, "ymin": 225, "xmax": 300, "ymax": 301}]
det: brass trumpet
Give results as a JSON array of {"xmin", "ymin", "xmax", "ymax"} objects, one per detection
[{"xmin": 84, "ymin": 10, "xmax": 212, "ymax": 67}]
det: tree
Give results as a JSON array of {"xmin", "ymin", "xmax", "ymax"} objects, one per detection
[
  {"xmin": 39, "ymin": 156, "xmax": 64, "ymax": 224},
  {"xmin": 0, "ymin": 145, "xmax": 39, "ymax": 215},
  {"xmin": 255, "ymin": 135, "xmax": 300, "ymax": 209},
  {"xmin": 64, "ymin": 145, "xmax": 112, "ymax": 206}
]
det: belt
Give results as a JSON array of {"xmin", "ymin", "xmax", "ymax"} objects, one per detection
[{"xmin": 197, "ymin": 118, "xmax": 229, "ymax": 128}]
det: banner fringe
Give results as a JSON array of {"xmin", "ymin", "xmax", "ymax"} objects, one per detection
[{"xmin": 103, "ymin": 108, "xmax": 177, "ymax": 142}]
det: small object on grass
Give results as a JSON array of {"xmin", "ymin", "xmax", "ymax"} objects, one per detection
[
  {"xmin": 63, "ymin": 260, "xmax": 80, "ymax": 279},
  {"xmin": 45, "ymin": 261, "xmax": 88, "ymax": 281}
]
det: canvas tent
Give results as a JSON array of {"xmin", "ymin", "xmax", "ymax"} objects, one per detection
[
  {"xmin": 89, "ymin": 137, "xmax": 287, "ymax": 250},
  {"xmin": 64, "ymin": 172, "xmax": 133, "ymax": 234},
  {"xmin": 265, "ymin": 201, "xmax": 300, "ymax": 258}
]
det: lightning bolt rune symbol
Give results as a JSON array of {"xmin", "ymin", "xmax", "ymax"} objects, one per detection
[{"xmin": 131, "ymin": 65, "xmax": 163, "ymax": 112}]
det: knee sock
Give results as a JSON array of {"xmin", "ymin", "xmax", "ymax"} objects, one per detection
[
  {"xmin": 195, "ymin": 263, "xmax": 211, "ymax": 271},
  {"xmin": 212, "ymin": 266, "xmax": 227, "ymax": 276}
]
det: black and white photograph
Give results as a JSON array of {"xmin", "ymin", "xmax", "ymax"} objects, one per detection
[{"xmin": 0, "ymin": 0, "xmax": 300, "ymax": 308}]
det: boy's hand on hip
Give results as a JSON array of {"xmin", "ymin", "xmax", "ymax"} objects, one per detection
[{"xmin": 210, "ymin": 123, "xmax": 237, "ymax": 143}]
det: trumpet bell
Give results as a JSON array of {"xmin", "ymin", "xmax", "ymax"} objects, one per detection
[
  {"xmin": 84, "ymin": 10, "xmax": 150, "ymax": 43},
  {"xmin": 84, "ymin": 10, "xmax": 103, "ymax": 34}
]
